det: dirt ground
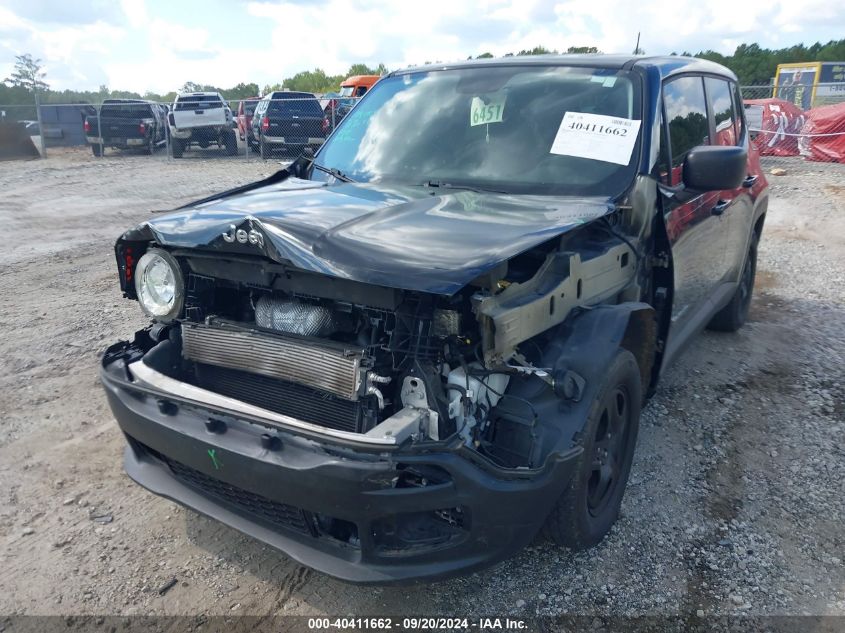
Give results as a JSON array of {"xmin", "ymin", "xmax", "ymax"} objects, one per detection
[{"xmin": 1, "ymin": 148, "xmax": 843, "ymax": 618}]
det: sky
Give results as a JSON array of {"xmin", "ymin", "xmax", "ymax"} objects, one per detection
[{"xmin": 1, "ymin": 0, "xmax": 844, "ymax": 94}]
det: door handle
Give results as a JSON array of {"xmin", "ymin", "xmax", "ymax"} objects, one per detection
[
  {"xmin": 742, "ymin": 174, "xmax": 758, "ymax": 188},
  {"xmin": 712, "ymin": 199, "xmax": 730, "ymax": 216}
]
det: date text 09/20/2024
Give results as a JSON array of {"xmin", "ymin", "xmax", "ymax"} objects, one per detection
[{"xmin": 307, "ymin": 617, "xmax": 528, "ymax": 630}]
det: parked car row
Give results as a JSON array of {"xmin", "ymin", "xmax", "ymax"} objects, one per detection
[
  {"xmin": 84, "ymin": 75, "xmax": 381, "ymax": 159},
  {"xmin": 85, "ymin": 94, "xmax": 236, "ymax": 158}
]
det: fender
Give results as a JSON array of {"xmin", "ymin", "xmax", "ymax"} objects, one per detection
[
  {"xmin": 491, "ymin": 302, "xmax": 656, "ymax": 469},
  {"xmin": 545, "ymin": 303, "xmax": 656, "ymax": 401}
]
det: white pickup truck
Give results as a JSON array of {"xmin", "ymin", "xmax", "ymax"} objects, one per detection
[{"xmin": 168, "ymin": 92, "xmax": 238, "ymax": 157}]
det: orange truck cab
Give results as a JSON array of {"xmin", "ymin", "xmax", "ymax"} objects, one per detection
[{"xmin": 339, "ymin": 75, "xmax": 380, "ymax": 98}]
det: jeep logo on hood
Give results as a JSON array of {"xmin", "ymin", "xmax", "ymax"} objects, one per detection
[{"xmin": 222, "ymin": 224, "xmax": 264, "ymax": 248}]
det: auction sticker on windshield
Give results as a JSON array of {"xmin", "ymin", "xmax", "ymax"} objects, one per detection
[
  {"xmin": 550, "ymin": 112, "xmax": 641, "ymax": 165},
  {"xmin": 470, "ymin": 95, "xmax": 505, "ymax": 126}
]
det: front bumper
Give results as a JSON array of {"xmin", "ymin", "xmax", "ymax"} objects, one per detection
[{"xmin": 101, "ymin": 351, "xmax": 580, "ymax": 584}]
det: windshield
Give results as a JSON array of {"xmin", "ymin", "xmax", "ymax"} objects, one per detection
[
  {"xmin": 315, "ymin": 66, "xmax": 642, "ymax": 196},
  {"xmin": 339, "ymin": 86, "xmax": 355, "ymax": 97}
]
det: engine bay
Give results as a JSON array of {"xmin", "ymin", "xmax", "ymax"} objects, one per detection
[
  {"xmin": 175, "ymin": 269, "xmax": 519, "ymax": 456},
  {"xmin": 121, "ymin": 224, "xmax": 637, "ymax": 470}
]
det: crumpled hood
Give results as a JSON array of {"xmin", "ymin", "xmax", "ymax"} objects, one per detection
[{"xmin": 121, "ymin": 178, "xmax": 613, "ymax": 295}]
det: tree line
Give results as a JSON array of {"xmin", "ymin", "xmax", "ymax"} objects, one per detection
[
  {"xmin": 681, "ymin": 40, "xmax": 845, "ymax": 85},
  {"xmin": 3, "ymin": 39, "xmax": 844, "ymax": 106}
]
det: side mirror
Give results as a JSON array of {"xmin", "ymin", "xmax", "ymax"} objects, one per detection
[{"xmin": 683, "ymin": 145, "xmax": 747, "ymax": 191}]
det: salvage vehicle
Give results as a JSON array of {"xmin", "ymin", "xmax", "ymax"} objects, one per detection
[
  {"xmin": 168, "ymin": 92, "xmax": 238, "ymax": 158},
  {"xmin": 250, "ymin": 91, "xmax": 328, "ymax": 158},
  {"xmin": 101, "ymin": 56, "xmax": 768, "ymax": 583},
  {"xmin": 84, "ymin": 99, "xmax": 167, "ymax": 156}
]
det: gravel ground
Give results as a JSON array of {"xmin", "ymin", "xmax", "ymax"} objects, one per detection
[{"xmin": 0, "ymin": 148, "xmax": 843, "ymax": 618}]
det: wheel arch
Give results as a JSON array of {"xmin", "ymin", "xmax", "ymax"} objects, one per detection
[
  {"xmin": 751, "ymin": 191, "xmax": 769, "ymax": 245},
  {"xmin": 544, "ymin": 303, "xmax": 657, "ymax": 408},
  {"xmin": 754, "ymin": 208, "xmax": 767, "ymax": 237},
  {"xmin": 496, "ymin": 302, "xmax": 656, "ymax": 470}
]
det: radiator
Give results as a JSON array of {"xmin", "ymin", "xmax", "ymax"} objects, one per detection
[
  {"xmin": 181, "ymin": 323, "xmax": 363, "ymax": 400},
  {"xmin": 194, "ymin": 363, "xmax": 365, "ymax": 433}
]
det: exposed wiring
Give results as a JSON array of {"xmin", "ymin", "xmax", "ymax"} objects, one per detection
[
  {"xmin": 473, "ymin": 341, "xmax": 487, "ymax": 369},
  {"xmin": 601, "ymin": 216, "xmax": 641, "ymax": 265}
]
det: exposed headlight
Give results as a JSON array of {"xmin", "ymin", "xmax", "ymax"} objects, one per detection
[{"xmin": 134, "ymin": 248, "xmax": 184, "ymax": 322}]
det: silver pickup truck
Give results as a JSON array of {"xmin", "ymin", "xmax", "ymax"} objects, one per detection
[{"xmin": 168, "ymin": 92, "xmax": 238, "ymax": 157}]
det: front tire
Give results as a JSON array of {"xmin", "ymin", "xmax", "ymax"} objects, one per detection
[
  {"xmin": 544, "ymin": 349, "xmax": 641, "ymax": 550},
  {"xmin": 708, "ymin": 231, "xmax": 759, "ymax": 332}
]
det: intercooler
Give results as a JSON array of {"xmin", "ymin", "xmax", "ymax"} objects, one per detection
[{"xmin": 181, "ymin": 322, "xmax": 363, "ymax": 401}]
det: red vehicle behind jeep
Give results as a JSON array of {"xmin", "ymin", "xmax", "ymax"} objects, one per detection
[{"xmin": 236, "ymin": 97, "xmax": 261, "ymax": 142}]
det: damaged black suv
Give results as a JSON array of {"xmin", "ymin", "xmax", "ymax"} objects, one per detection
[{"xmin": 101, "ymin": 55, "xmax": 768, "ymax": 583}]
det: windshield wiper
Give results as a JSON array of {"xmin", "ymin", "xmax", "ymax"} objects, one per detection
[
  {"xmin": 420, "ymin": 180, "xmax": 509, "ymax": 194},
  {"xmin": 302, "ymin": 156, "xmax": 355, "ymax": 183}
]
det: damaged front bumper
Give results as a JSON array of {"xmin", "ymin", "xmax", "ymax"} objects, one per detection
[{"xmin": 100, "ymin": 340, "xmax": 580, "ymax": 583}]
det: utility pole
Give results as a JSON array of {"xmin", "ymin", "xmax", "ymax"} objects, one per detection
[{"xmin": 34, "ymin": 86, "xmax": 46, "ymax": 158}]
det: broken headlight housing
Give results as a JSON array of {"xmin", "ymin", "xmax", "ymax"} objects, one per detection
[{"xmin": 134, "ymin": 248, "xmax": 184, "ymax": 322}]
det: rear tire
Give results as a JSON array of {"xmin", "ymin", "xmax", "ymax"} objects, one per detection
[
  {"xmin": 91, "ymin": 144, "xmax": 102, "ymax": 157},
  {"xmin": 260, "ymin": 138, "xmax": 271, "ymax": 159},
  {"xmin": 224, "ymin": 130, "xmax": 238, "ymax": 156},
  {"xmin": 171, "ymin": 138, "xmax": 185, "ymax": 158},
  {"xmin": 708, "ymin": 232, "xmax": 759, "ymax": 332},
  {"xmin": 544, "ymin": 349, "xmax": 641, "ymax": 550}
]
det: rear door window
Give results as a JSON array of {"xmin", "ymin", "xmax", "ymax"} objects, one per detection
[
  {"xmin": 732, "ymin": 82, "xmax": 747, "ymax": 140},
  {"xmin": 705, "ymin": 77, "xmax": 738, "ymax": 146}
]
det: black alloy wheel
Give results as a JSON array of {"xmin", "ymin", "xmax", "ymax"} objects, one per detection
[
  {"xmin": 544, "ymin": 349, "xmax": 642, "ymax": 550},
  {"xmin": 587, "ymin": 384, "xmax": 633, "ymax": 517}
]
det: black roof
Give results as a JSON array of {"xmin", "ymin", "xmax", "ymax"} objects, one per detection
[
  {"xmin": 393, "ymin": 54, "xmax": 737, "ymax": 82},
  {"xmin": 102, "ymin": 98, "xmax": 154, "ymax": 104},
  {"xmin": 266, "ymin": 91, "xmax": 318, "ymax": 100}
]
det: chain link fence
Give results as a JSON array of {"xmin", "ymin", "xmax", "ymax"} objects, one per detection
[
  {"xmin": 0, "ymin": 95, "xmax": 362, "ymax": 162},
  {"xmin": 741, "ymin": 83, "xmax": 845, "ymax": 168},
  {"xmin": 3, "ymin": 85, "xmax": 845, "ymax": 167}
]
